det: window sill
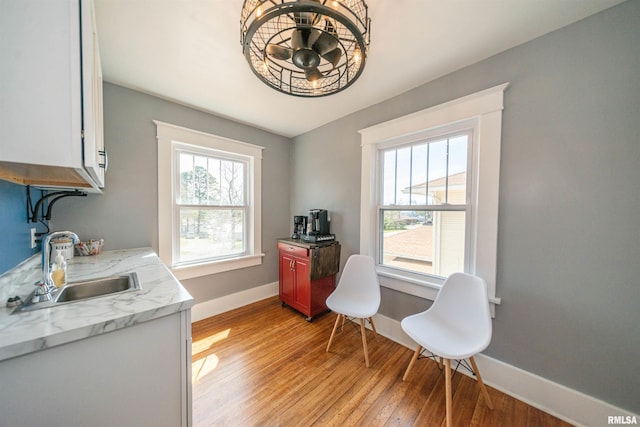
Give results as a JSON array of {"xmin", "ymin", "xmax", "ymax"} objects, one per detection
[
  {"xmin": 377, "ymin": 267, "xmax": 501, "ymax": 307},
  {"xmin": 377, "ymin": 267, "xmax": 443, "ymax": 301},
  {"xmin": 171, "ymin": 253, "xmax": 265, "ymax": 280}
]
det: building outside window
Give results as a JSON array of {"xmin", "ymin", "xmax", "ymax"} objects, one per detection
[{"xmin": 380, "ymin": 132, "xmax": 470, "ymax": 279}]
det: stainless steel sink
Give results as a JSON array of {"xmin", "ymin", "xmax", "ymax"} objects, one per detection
[
  {"xmin": 56, "ymin": 274, "xmax": 139, "ymax": 302},
  {"xmin": 14, "ymin": 273, "xmax": 140, "ymax": 313}
]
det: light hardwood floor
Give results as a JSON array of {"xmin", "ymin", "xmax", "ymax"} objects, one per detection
[{"xmin": 192, "ymin": 296, "xmax": 574, "ymax": 426}]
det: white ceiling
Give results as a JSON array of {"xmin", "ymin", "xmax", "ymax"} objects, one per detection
[{"xmin": 95, "ymin": 0, "xmax": 624, "ymax": 138}]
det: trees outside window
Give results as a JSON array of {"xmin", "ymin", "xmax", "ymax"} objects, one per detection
[{"xmin": 176, "ymin": 150, "xmax": 248, "ymax": 265}]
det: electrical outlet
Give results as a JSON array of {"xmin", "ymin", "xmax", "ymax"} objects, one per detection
[{"xmin": 30, "ymin": 228, "xmax": 37, "ymax": 249}]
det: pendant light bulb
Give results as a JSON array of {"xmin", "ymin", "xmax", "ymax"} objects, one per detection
[{"xmin": 353, "ymin": 47, "xmax": 361, "ymax": 64}]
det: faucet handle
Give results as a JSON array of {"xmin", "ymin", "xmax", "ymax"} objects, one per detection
[{"xmin": 32, "ymin": 281, "xmax": 55, "ymax": 304}]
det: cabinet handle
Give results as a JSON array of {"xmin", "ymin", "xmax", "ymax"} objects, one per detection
[{"xmin": 98, "ymin": 150, "xmax": 108, "ymax": 171}]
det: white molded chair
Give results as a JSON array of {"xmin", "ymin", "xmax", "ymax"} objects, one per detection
[
  {"xmin": 401, "ymin": 272, "xmax": 494, "ymax": 427},
  {"xmin": 325, "ymin": 255, "xmax": 381, "ymax": 367}
]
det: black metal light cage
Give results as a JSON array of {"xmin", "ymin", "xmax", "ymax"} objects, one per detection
[{"xmin": 241, "ymin": 0, "xmax": 370, "ymax": 97}]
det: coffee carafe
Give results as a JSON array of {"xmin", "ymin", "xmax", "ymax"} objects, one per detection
[{"xmin": 292, "ymin": 216, "xmax": 307, "ymax": 239}]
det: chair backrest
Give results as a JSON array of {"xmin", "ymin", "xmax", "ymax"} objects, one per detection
[
  {"xmin": 430, "ymin": 272, "xmax": 492, "ymax": 349},
  {"xmin": 335, "ymin": 254, "xmax": 381, "ymax": 307}
]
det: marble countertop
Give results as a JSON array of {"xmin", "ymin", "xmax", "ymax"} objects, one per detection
[{"xmin": 0, "ymin": 248, "xmax": 194, "ymax": 362}]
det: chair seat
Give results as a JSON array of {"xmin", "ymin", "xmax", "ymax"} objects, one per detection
[
  {"xmin": 401, "ymin": 310, "xmax": 490, "ymax": 360},
  {"xmin": 326, "ymin": 289, "xmax": 378, "ymax": 319}
]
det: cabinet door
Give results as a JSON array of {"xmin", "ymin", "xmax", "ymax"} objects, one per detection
[
  {"xmin": 0, "ymin": 312, "xmax": 189, "ymax": 426},
  {"xmin": 81, "ymin": 0, "xmax": 106, "ymax": 187},
  {"xmin": 0, "ymin": 0, "xmax": 79, "ymax": 168},
  {"xmin": 279, "ymin": 253, "xmax": 295, "ymax": 304},
  {"xmin": 0, "ymin": 0, "xmax": 104, "ymax": 190},
  {"xmin": 292, "ymin": 257, "xmax": 310, "ymax": 313}
]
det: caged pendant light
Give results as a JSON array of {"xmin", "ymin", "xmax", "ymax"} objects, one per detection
[{"xmin": 240, "ymin": 0, "xmax": 370, "ymax": 97}]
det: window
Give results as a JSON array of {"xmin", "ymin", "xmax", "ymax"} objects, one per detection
[
  {"xmin": 359, "ymin": 84, "xmax": 509, "ymax": 309},
  {"xmin": 156, "ymin": 121, "xmax": 264, "ymax": 280},
  {"xmin": 175, "ymin": 147, "xmax": 247, "ymax": 264},
  {"xmin": 380, "ymin": 132, "xmax": 470, "ymax": 279}
]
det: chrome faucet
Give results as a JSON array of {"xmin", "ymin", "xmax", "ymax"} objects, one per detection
[{"xmin": 33, "ymin": 231, "xmax": 80, "ymax": 303}]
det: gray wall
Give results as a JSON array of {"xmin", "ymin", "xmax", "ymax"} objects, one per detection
[
  {"xmin": 53, "ymin": 83, "xmax": 292, "ymax": 303},
  {"xmin": 51, "ymin": 0, "xmax": 639, "ymax": 414},
  {"xmin": 291, "ymin": 0, "xmax": 640, "ymax": 414}
]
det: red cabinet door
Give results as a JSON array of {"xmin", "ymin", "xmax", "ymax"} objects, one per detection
[
  {"xmin": 279, "ymin": 253, "xmax": 295, "ymax": 305},
  {"xmin": 279, "ymin": 241, "xmax": 338, "ymax": 320},
  {"xmin": 292, "ymin": 257, "xmax": 310, "ymax": 313}
]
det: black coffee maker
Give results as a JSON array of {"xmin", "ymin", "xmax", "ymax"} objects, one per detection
[
  {"xmin": 292, "ymin": 215, "xmax": 307, "ymax": 239},
  {"xmin": 308, "ymin": 209, "xmax": 329, "ymax": 235}
]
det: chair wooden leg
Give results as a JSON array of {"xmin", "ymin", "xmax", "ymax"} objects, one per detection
[
  {"xmin": 444, "ymin": 358, "xmax": 452, "ymax": 427},
  {"xmin": 402, "ymin": 345, "xmax": 422, "ymax": 381},
  {"xmin": 340, "ymin": 314, "xmax": 346, "ymax": 330},
  {"xmin": 326, "ymin": 314, "xmax": 342, "ymax": 352},
  {"xmin": 359, "ymin": 318, "xmax": 370, "ymax": 367},
  {"xmin": 439, "ymin": 356, "xmax": 444, "ymax": 369},
  {"xmin": 368, "ymin": 317, "xmax": 377, "ymax": 337},
  {"xmin": 469, "ymin": 356, "xmax": 494, "ymax": 410}
]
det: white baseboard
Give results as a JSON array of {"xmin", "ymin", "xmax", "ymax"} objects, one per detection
[
  {"xmin": 370, "ymin": 313, "xmax": 638, "ymax": 427},
  {"xmin": 190, "ymin": 282, "xmax": 279, "ymax": 322}
]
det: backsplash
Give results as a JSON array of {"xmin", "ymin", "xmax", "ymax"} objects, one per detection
[{"xmin": 0, "ymin": 181, "xmax": 46, "ymax": 275}]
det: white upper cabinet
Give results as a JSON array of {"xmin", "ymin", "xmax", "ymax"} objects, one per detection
[
  {"xmin": 0, "ymin": 0, "xmax": 106, "ymax": 191},
  {"xmin": 80, "ymin": 0, "xmax": 106, "ymax": 188}
]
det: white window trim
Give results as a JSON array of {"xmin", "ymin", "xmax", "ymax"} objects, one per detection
[
  {"xmin": 155, "ymin": 120, "xmax": 265, "ymax": 280},
  {"xmin": 359, "ymin": 83, "xmax": 509, "ymax": 309}
]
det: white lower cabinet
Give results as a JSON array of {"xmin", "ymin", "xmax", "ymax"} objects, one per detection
[{"xmin": 0, "ymin": 311, "xmax": 192, "ymax": 426}]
